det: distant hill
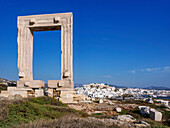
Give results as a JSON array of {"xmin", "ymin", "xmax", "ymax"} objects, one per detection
[
  {"xmin": 75, "ymin": 83, "xmax": 170, "ymax": 90},
  {"xmin": 1, "ymin": 79, "xmax": 170, "ymax": 91},
  {"xmin": 0, "ymin": 78, "xmax": 16, "ymax": 86},
  {"xmin": 109, "ymin": 84, "xmax": 127, "ymax": 88},
  {"xmin": 0, "ymin": 78, "xmax": 8, "ymax": 82},
  {"xmin": 74, "ymin": 84, "xmax": 83, "ymax": 87},
  {"xmin": 109, "ymin": 84, "xmax": 170, "ymax": 90},
  {"xmin": 74, "ymin": 83, "xmax": 127, "ymax": 88},
  {"xmin": 143, "ymin": 86, "xmax": 170, "ymax": 90}
]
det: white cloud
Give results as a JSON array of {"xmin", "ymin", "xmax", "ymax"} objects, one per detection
[
  {"xmin": 103, "ymin": 75, "xmax": 112, "ymax": 78},
  {"xmin": 163, "ymin": 66, "xmax": 170, "ymax": 71},
  {"xmin": 128, "ymin": 70, "xmax": 136, "ymax": 74},
  {"xmin": 144, "ymin": 67, "xmax": 161, "ymax": 72},
  {"xmin": 131, "ymin": 66, "xmax": 170, "ymax": 74}
]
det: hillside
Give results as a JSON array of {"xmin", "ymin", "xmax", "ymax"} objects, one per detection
[{"xmin": 0, "ymin": 97, "xmax": 118, "ymax": 128}]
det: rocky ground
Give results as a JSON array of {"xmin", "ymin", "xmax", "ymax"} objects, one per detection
[
  {"xmin": 0, "ymin": 94, "xmax": 169, "ymax": 128},
  {"xmin": 68, "ymin": 99, "xmax": 170, "ymax": 128}
]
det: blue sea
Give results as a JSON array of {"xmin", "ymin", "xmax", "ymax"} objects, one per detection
[{"xmin": 155, "ymin": 97, "xmax": 170, "ymax": 99}]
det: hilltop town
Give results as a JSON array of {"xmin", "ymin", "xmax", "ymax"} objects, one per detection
[{"xmin": 75, "ymin": 83, "xmax": 170, "ymax": 100}]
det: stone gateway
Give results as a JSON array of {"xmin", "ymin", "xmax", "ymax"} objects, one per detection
[{"xmin": 17, "ymin": 12, "xmax": 74, "ymax": 103}]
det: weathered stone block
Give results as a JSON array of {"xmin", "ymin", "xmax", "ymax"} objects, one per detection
[
  {"xmin": 7, "ymin": 87, "xmax": 17, "ymax": 92},
  {"xmin": 47, "ymin": 89, "xmax": 54, "ymax": 97},
  {"xmin": 35, "ymin": 89, "xmax": 44, "ymax": 97},
  {"xmin": 60, "ymin": 90, "xmax": 74, "ymax": 95},
  {"xmin": 0, "ymin": 91, "xmax": 11, "ymax": 97},
  {"xmin": 17, "ymin": 80, "xmax": 44, "ymax": 88},
  {"xmin": 59, "ymin": 90, "xmax": 73, "ymax": 103},
  {"xmin": 10, "ymin": 90, "xmax": 27, "ymax": 98},
  {"xmin": 150, "ymin": 109, "xmax": 162, "ymax": 121},
  {"xmin": 48, "ymin": 80, "xmax": 61, "ymax": 88},
  {"xmin": 62, "ymin": 80, "xmax": 74, "ymax": 88}
]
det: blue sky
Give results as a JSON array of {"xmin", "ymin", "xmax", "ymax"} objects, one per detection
[{"xmin": 0, "ymin": 0, "xmax": 170, "ymax": 87}]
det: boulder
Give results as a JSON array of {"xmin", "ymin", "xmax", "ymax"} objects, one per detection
[
  {"xmin": 91, "ymin": 97, "xmax": 95, "ymax": 101},
  {"xmin": 138, "ymin": 106, "xmax": 147, "ymax": 110},
  {"xmin": 146, "ymin": 98, "xmax": 154, "ymax": 104},
  {"xmin": 135, "ymin": 120, "xmax": 150, "ymax": 127},
  {"xmin": 99, "ymin": 99, "xmax": 103, "ymax": 103},
  {"xmin": 150, "ymin": 109, "xmax": 162, "ymax": 121},
  {"xmin": 140, "ymin": 106, "xmax": 150, "ymax": 116},
  {"xmin": 113, "ymin": 115, "xmax": 137, "ymax": 123},
  {"xmin": 108, "ymin": 100, "xmax": 115, "ymax": 105},
  {"xmin": 139, "ymin": 120, "xmax": 150, "ymax": 127},
  {"xmin": 163, "ymin": 101, "xmax": 169, "ymax": 108},
  {"xmin": 115, "ymin": 107, "xmax": 122, "ymax": 112}
]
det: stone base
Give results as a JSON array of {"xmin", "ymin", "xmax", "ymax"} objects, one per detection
[
  {"xmin": 35, "ymin": 89, "xmax": 44, "ymax": 97},
  {"xmin": 0, "ymin": 91, "xmax": 11, "ymax": 97},
  {"xmin": 0, "ymin": 87, "xmax": 44, "ymax": 98},
  {"xmin": 48, "ymin": 80, "xmax": 74, "ymax": 103},
  {"xmin": 47, "ymin": 88, "xmax": 74, "ymax": 103},
  {"xmin": 47, "ymin": 88, "xmax": 54, "ymax": 97},
  {"xmin": 0, "ymin": 88, "xmax": 28, "ymax": 98},
  {"xmin": 59, "ymin": 90, "xmax": 74, "ymax": 103},
  {"xmin": 17, "ymin": 80, "xmax": 44, "ymax": 88}
]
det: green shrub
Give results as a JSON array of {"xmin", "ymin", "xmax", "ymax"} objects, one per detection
[
  {"xmin": 0, "ymin": 97, "xmax": 86, "ymax": 127},
  {"xmin": 29, "ymin": 96, "xmax": 67, "ymax": 107}
]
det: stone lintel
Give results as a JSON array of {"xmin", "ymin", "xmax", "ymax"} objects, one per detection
[{"xmin": 48, "ymin": 80, "xmax": 74, "ymax": 89}]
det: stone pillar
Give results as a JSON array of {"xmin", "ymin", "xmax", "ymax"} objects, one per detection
[
  {"xmin": 61, "ymin": 16, "xmax": 73, "ymax": 81},
  {"xmin": 17, "ymin": 25, "xmax": 33, "ymax": 81}
]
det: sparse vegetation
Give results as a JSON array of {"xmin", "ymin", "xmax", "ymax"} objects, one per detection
[
  {"xmin": 0, "ymin": 84, "xmax": 7, "ymax": 92},
  {"xmin": 18, "ymin": 115, "xmax": 119, "ymax": 128},
  {"xmin": 0, "ymin": 97, "xmax": 170, "ymax": 128},
  {"xmin": 119, "ymin": 99, "xmax": 170, "ymax": 127},
  {"xmin": 0, "ymin": 97, "xmax": 88, "ymax": 127}
]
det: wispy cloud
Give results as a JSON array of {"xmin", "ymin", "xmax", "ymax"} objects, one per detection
[
  {"xmin": 103, "ymin": 75, "xmax": 112, "ymax": 78},
  {"xmin": 163, "ymin": 66, "xmax": 170, "ymax": 71},
  {"xmin": 140, "ymin": 67, "xmax": 161, "ymax": 72},
  {"xmin": 128, "ymin": 70, "xmax": 136, "ymax": 74},
  {"xmin": 129, "ymin": 66, "xmax": 170, "ymax": 74}
]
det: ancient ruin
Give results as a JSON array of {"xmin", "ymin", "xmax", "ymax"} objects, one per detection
[{"xmin": 0, "ymin": 13, "xmax": 74, "ymax": 103}]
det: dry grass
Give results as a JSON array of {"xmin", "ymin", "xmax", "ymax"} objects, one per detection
[
  {"xmin": 0, "ymin": 99, "xmax": 23, "ymax": 122},
  {"xmin": 18, "ymin": 115, "xmax": 118, "ymax": 128}
]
